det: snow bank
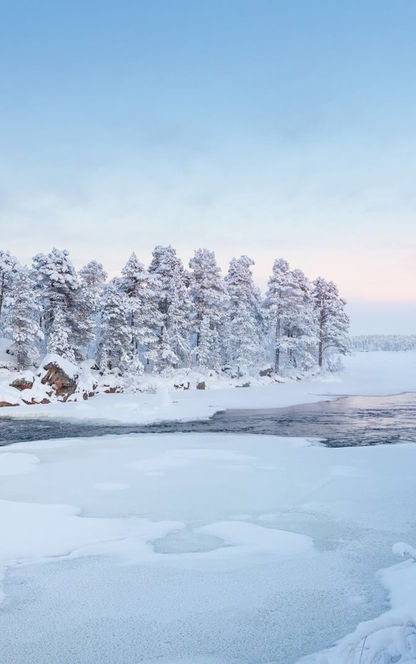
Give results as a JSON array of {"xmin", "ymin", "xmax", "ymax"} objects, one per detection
[{"xmin": 0, "ymin": 351, "xmax": 414, "ymax": 423}]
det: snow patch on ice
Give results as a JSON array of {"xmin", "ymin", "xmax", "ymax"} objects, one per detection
[
  {"xmin": 131, "ymin": 448, "xmax": 256, "ymax": 473},
  {"xmin": 196, "ymin": 521, "xmax": 314, "ymax": 557}
]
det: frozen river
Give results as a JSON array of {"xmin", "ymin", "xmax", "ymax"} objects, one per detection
[
  {"xmin": 0, "ymin": 353, "xmax": 415, "ymax": 663},
  {"xmin": 1, "ymin": 392, "xmax": 416, "ymax": 446}
]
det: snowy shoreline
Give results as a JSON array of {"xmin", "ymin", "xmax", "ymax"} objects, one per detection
[{"xmin": 0, "ymin": 350, "xmax": 415, "ymax": 425}]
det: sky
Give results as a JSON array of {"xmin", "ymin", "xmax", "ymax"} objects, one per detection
[{"xmin": 0, "ymin": 0, "xmax": 415, "ymax": 334}]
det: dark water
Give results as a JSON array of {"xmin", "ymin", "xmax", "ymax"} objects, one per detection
[{"xmin": 0, "ymin": 392, "xmax": 415, "ymax": 447}]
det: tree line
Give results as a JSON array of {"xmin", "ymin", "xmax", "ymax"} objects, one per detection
[{"xmin": 0, "ymin": 247, "xmax": 350, "ymax": 375}]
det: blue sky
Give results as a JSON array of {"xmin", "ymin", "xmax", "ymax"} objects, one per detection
[{"xmin": 1, "ymin": 0, "xmax": 415, "ymax": 333}]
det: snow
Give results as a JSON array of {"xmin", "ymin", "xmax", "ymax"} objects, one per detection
[
  {"xmin": 40, "ymin": 352, "xmax": 80, "ymax": 379},
  {"xmin": 0, "ymin": 351, "xmax": 415, "ymax": 662},
  {"xmin": 0, "ymin": 350, "xmax": 414, "ymax": 421}
]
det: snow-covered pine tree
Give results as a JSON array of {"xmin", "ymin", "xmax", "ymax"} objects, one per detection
[
  {"xmin": 32, "ymin": 248, "xmax": 79, "ymax": 342},
  {"xmin": 227, "ymin": 303, "xmax": 260, "ymax": 375},
  {"xmin": 70, "ymin": 283, "xmax": 96, "ymax": 362},
  {"xmin": 165, "ymin": 264, "xmax": 191, "ymax": 368},
  {"xmin": 193, "ymin": 314, "xmax": 217, "ymax": 368},
  {"xmin": 120, "ymin": 252, "xmax": 161, "ymax": 371},
  {"xmin": 48, "ymin": 307, "xmax": 76, "ymax": 363},
  {"xmin": 3, "ymin": 268, "xmax": 43, "ymax": 369},
  {"xmin": 97, "ymin": 281, "xmax": 132, "ymax": 373},
  {"xmin": 283, "ymin": 269, "xmax": 317, "ymax": 372},
  {"xmin": 79, "ymin": 260, "xmax": 108, "ymax": 290},
  {"xmin": 0, "ymin": 249, "xmax": 19, "ymax": 324},
  {"xmin": 263, "ymin": 258, "xmax": 293, "ymax": 374},
  {"xmin": 312, "ymin": 277, "xmax": 350, "ymax": 369},
  {"xmin": 189, "ymin": 248, "xmax": 227, "ymax": 368},
  {"xmin": 224, "ymin": 256, "xmax": 262, "ymax": 374},
  {"xmin": 79, "ymin": 260, "xmax": 108, "ymax": 360},
  {"xmin": 148, "ymin": 245, "xmax": 191, "ymax": 370}
]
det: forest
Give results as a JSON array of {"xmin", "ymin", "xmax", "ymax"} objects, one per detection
[{"xmin": 0, "ymin": 247, "xmax": 350, "ymax": 377}]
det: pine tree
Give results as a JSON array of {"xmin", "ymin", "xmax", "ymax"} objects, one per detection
[
  {"xmin": 79, "ymin": 260, "xmax": 107, "ymax": 290},
  {"xmin": 0, "ymin": 250, "xmax": 19, "ymax": 324},
  {"xmin": 189, "ymin": 248, "xmax": 227, "ymax": 368},
  {"xmin": 312, "ymin": 277, "xmax": 350, "ymax": 369},
  {"xmin": 3, "ymin": 269, "xmax": 43, "ymax": 369},
  {"xmin": 166, "ymin": 265, "xmax": 191, "ymax": 367},
  {"xmin": 120, "ymin": 252, "xmax": 161, "ymax": 371},
  {"xmin": 283, "ymin": 269, "xmax": 316, "ymax": 372},
  {"xmin": 70, "ymin": 283, "xmax": 96, "ymax": 362},
  {"xmin": 263, "ymin": 258, "xmax": 292, "ymax": 374},
  {"xmin": 148, "ymin": 245, "xmax": 191, "ymax": 369},
  {"xmin": 32, "ymin": 248, "xmax": 79, "ymax": 339},
  {"xmin": 193, "ymin": 314, "xmax": 215, "ymax": 368},
  {"xmin": 79, "ymin": 260, "xmax": 107, "ymax": 360},
  {"xmin": 227, "ymin": 303, "xmax": 260, "ymax": 375},
  {"xmin": 47, "ymin": 308, "xmax": 76, "ymax": 363},
  {"xmin": 224, "ymin": 256, "xmax": 262, "ymax": 373},
  {"xmin": 97, "ymin": 282, "xmax": 132, "ymax": 373}
]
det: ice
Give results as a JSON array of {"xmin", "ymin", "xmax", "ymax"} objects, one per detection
[
  {"xmin": 0, "ymin": 452, "xmax": 39, "ymax": 475},
  {"xmin": 94, "ymin": 482, "xmax": 129, "ymax": 491},
  {"xmin": 0, "ymin": 351, "xmax": 415, "ymax": 662}
]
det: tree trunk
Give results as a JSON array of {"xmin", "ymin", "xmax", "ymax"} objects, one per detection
[
  {"xmin": 274, "ymin": 317, "xmax": 281, "ymax": 373},
  {"xmin": 0, "ymin": 274, "xmax": 5, "ymax": 318},
  {"xmin": 318, "ymin": 310, "xmax": 324, "ymax": 368}
]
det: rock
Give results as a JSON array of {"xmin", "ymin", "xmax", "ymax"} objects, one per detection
[
  {"xmin": 41, "ymin": 362, "xmax": 78, "ymax": 398},
  {"xmin": 196, "ymin": 381, "xmax": 206, "ymax": 390},
  {"xmin": 259, "ymin": 367, "xmax": 273, "ymax": 377},
  {"xmin": 236, "ymin": 382, "xmax": 250, "ymax": 388},
  {"xmin": 174, "ymin": 382, "xmax": 190, "ymax": 390},
  {"xmin": 10, "ymin": 377, "xmax": 34, "ymax": 391},
  {"xmin": 22, "ymin": 396, "xmax": 50, "ymax": 405},
  {"xmin": 0, "ymin": 400, "xmax": 19, "ymax": 407}
]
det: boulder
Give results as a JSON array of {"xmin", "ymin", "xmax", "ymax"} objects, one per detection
[
  {"xmin": 41, "ymin": 362, "xmax": 78, "ymax": 398},
  {"xmin": 0, "ymin": 400, "xmax": 19, "ymax": 407},
  {"xmin": 10, "ymin": 377, "xmax": 34, "ymax": 391},
  {"xmin": 196, "ymin": 381, "xmax": 206, "ymax": 390},
  {"xmin": 259, "ymin": 367, "xmax": 273, "ymax": 378},
  {"xmin": 22, "ymin": 397, "xmax": 51, "ymax": 406}
]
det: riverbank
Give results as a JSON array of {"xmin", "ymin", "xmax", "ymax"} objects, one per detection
[{"xmin": 0, "ymin": 351, "xmax": 415, "ymax": 425}]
